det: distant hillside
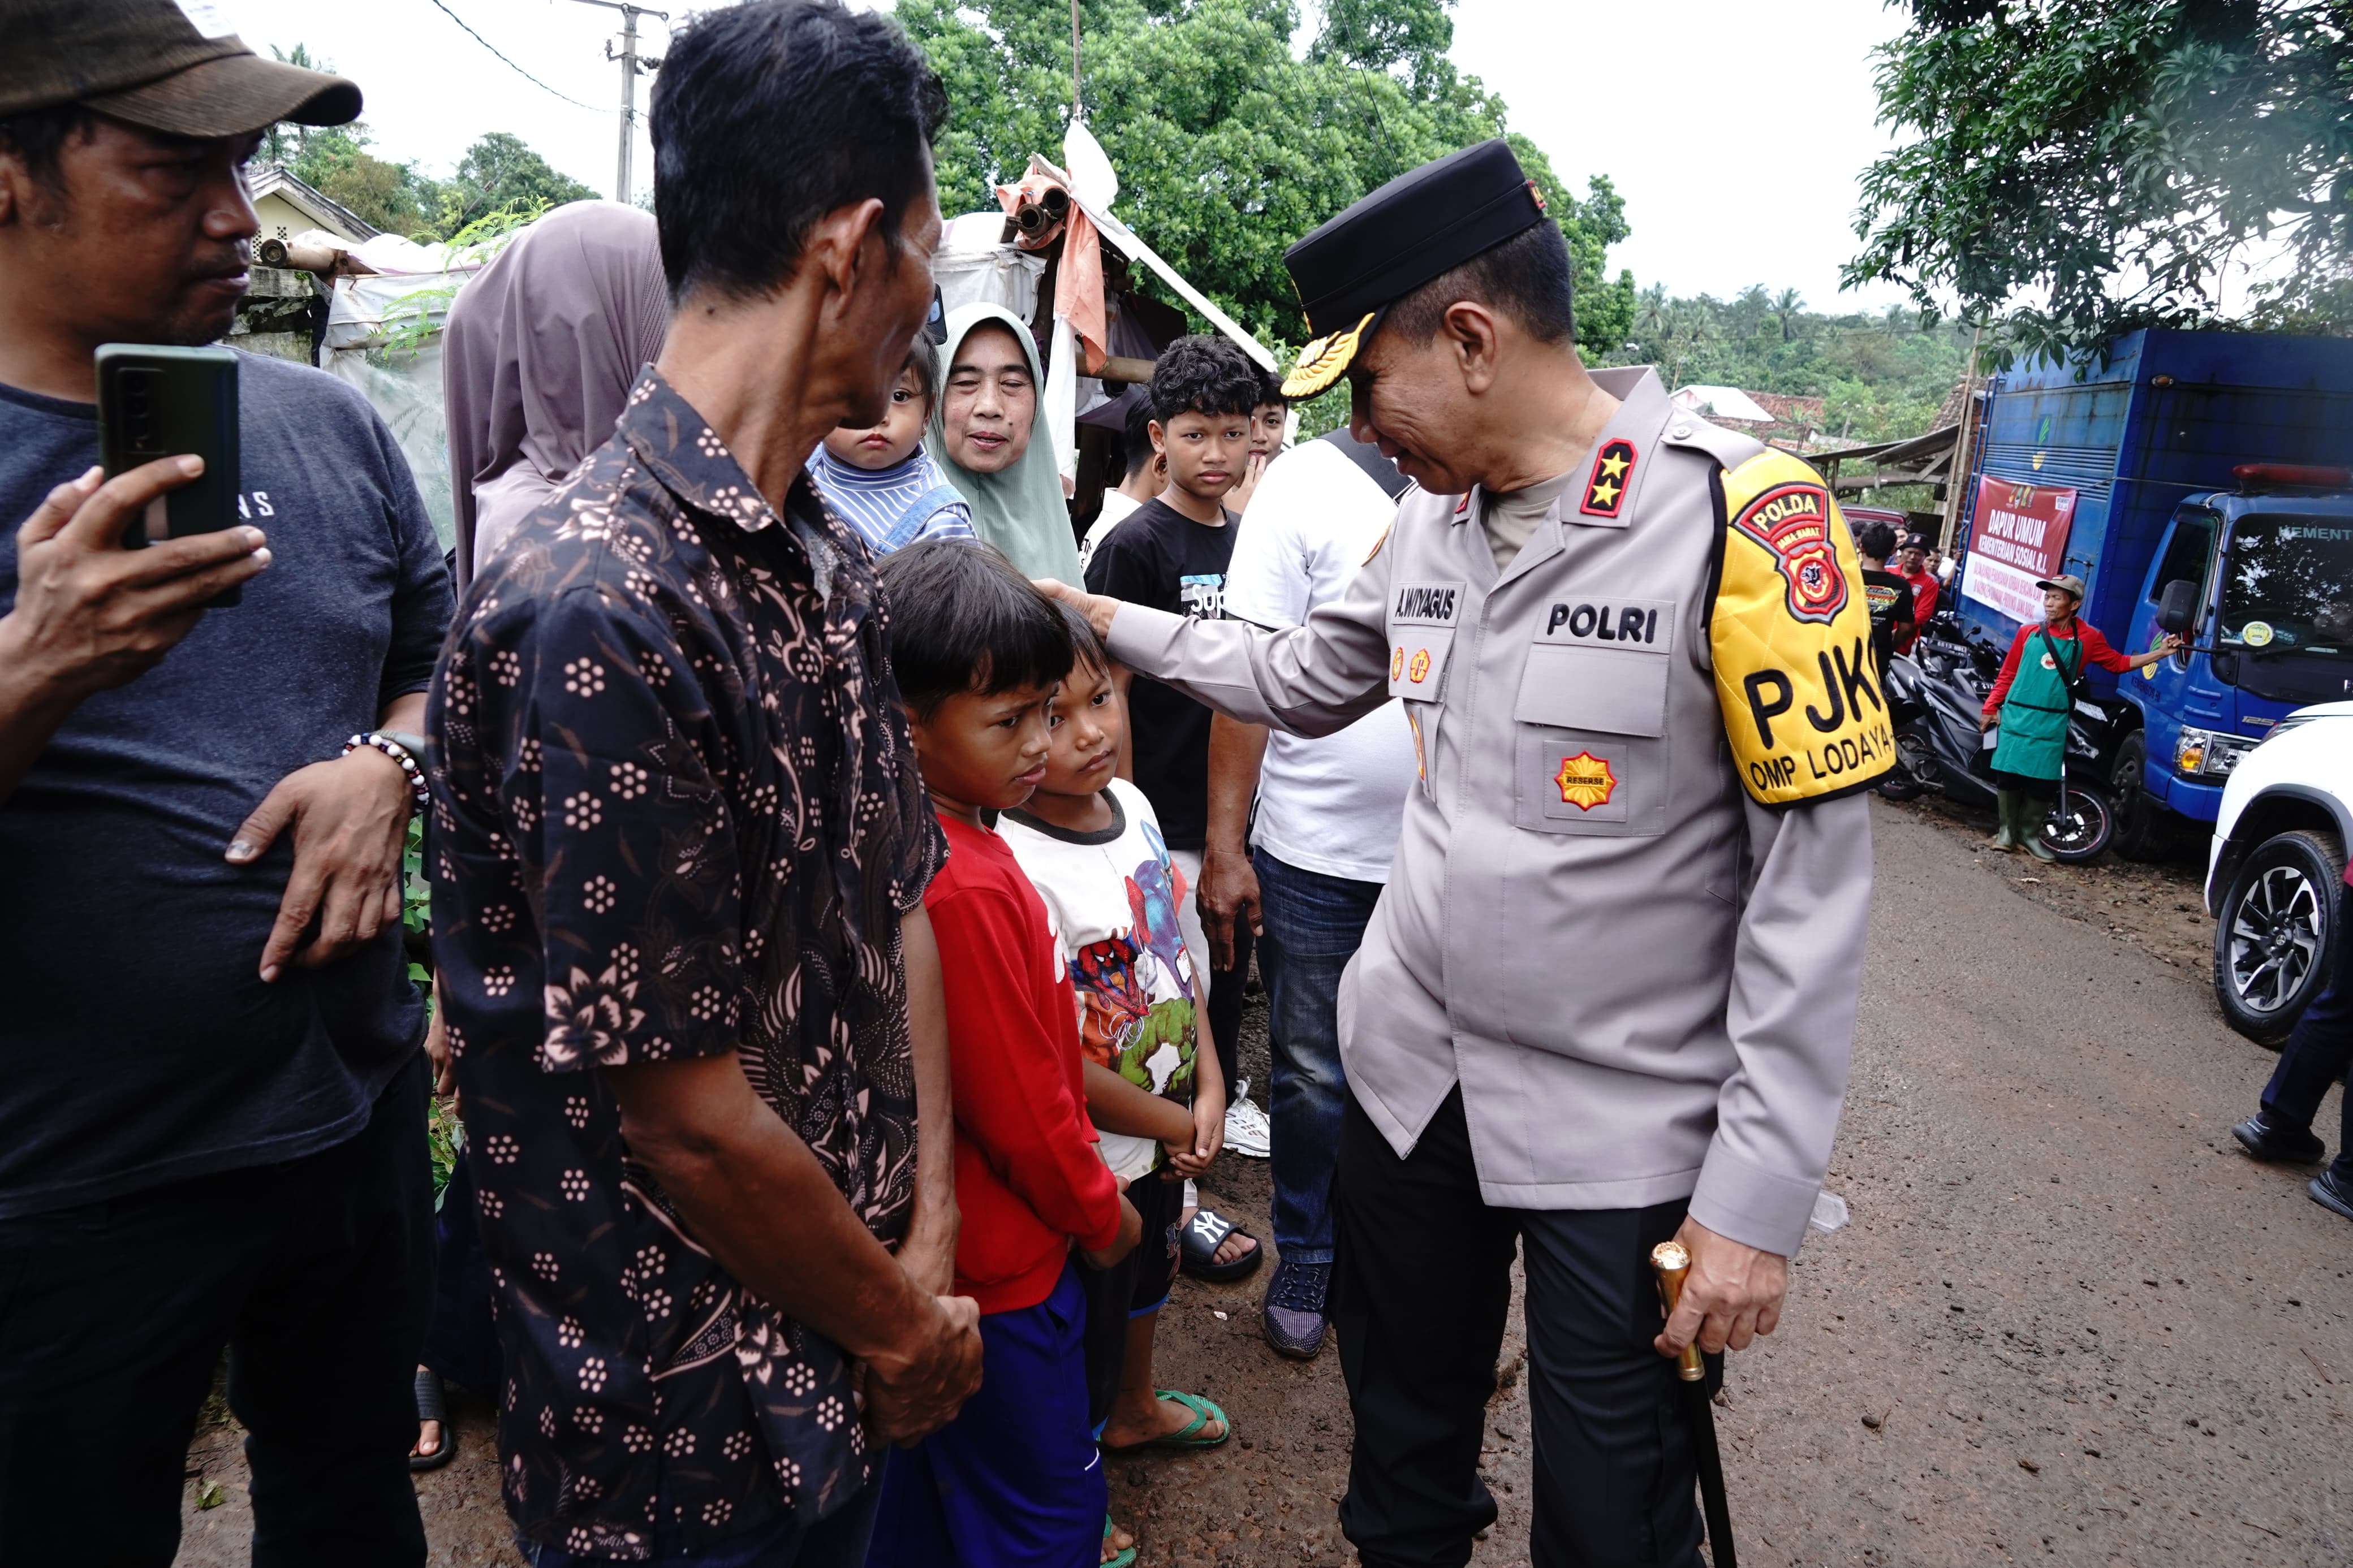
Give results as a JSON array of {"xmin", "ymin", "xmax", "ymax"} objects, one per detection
[{"xmin": 1598, "ymin": 285, "xmax": 1972, "ymax": 448}]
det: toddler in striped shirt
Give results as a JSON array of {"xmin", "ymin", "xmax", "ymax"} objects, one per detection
[{"xmin": 812, "ymin": 335, "xmax": 976, "ymax": 555}]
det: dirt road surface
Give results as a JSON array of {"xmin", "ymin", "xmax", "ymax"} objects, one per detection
[{"xmin": 177, "ymin": 797, "xmax": 2353, "ymax": 1566}]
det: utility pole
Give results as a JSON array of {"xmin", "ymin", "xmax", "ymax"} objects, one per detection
[
  {"xmin": 1071, "ymin": 0, "xmax": 1081, "ymax": 119},
  {"xmin": 567, "ymin": 0, "xmax": 667, "ymax": 205}
]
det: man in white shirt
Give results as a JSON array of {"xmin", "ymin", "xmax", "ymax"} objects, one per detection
[{"xmin": 1199, "ymin": 427, "xmax": 1416, "ymax": 1358}]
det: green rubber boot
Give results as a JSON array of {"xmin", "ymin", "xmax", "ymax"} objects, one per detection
[
  {"xmin": 2023, "ymin": 797, "xmax": 2057, "ymax": 861},
  {"xmin": 1989, "ymin": 789, "xmax": 2018, "ymax": 852}
]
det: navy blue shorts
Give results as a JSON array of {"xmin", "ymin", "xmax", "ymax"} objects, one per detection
[{"xmin": 867, "ymin": 1259, "xmax": 1104, "ymax": 1567}]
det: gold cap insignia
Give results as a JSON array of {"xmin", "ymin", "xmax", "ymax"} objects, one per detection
[{"xmin": 1281, "ymin": 312, "xmax": 1376, "ymax": 399}]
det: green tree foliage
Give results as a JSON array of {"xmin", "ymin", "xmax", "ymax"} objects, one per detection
[
  {"xmin": 1605, "ymin": 286, "xmax": 1972, "ymax": 446},
  {"xmin": 260, "ymin": 46, "xmax": 563, "ymax": 240},
  {"xmin": 287, "ymin": 128, "xmax": 586, "ymax": 243},
  {"xmin": 1847, "ymin": 0, "xmax": 2353, "ymax": 364},
  {"xmin": 259, "ymin": 47, "xmax": 431, "ymax": 236},
  {"xmin": 434, "ymin": 131, "xmax": 598, "ymax": 236},
  {"xmin": 895, "ymin": 0, "xmax": 1636, "ymax": 358}
]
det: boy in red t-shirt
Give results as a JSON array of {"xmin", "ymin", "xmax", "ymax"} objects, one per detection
[{"xmin": 868, "ymin": 538, "xmax": 1141, "ymax": 1568}]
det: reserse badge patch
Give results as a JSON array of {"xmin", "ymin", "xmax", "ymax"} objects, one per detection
[{"xmin": 1552, "ymin": 751, "xmax": 1617, "ymax": 811}]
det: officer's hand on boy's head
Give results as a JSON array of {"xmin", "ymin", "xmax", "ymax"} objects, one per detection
[
  {"xmin": 1653, "ymin": 1217, "xmax": 1787, "ymax": 1359},
  {"xmin": 1032, "ymin": 578, "xmax": 1119, "ymax": 642}
]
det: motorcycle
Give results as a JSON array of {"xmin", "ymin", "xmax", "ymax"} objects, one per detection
[{"xmin": 1878, "ymin": 613, "xmax": 2117, "ymax": 863}]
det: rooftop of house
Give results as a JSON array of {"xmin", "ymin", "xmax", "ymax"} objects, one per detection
[{"xmin": 248, "ymin": 165, "xmax": 380, "ymax": 244}]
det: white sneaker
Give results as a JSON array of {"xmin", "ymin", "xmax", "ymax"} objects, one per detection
[{"xmin": 1222, "ymin": 1079, "xmax": 1272, "ymax": 1157}]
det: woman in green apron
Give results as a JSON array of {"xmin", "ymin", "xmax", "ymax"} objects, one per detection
[{"xmin": 1977, "ymin": 573, "xmax": 2179, "ymax": 859}]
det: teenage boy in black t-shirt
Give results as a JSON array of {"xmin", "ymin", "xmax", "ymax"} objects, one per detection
[
  {"xmin": 1855, "ymin": 520, "xmax": 1915, "ymax": 676},
  {"xmin": 1084, "ymin": 335, "xmax": 1266, "ymax": 1280},
  {"xmin": 1085, "ymin": 335, "xmax": 1261, "ymax": 846}
]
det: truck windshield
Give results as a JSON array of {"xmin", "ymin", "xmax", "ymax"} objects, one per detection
[{"xmin": 2220, "ymin": 515, "xmax": 2353, "ymax": 655}]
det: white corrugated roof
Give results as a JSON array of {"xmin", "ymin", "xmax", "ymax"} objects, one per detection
[{"xmin": 1670, "ymin": 385, "xmax": 1775, "ymax": 423}]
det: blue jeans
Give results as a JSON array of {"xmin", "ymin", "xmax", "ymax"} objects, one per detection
[
  {"xmin": 1255, "ymin": 847, "xmax": 1384, "ymax": 1264},
  {"xmin": 2261, "ymin": 918, "xmax": 2353, "ymax": 1184},
  {"xmin": 517, "ymin": 1474, "xmax": 882, "ymax": 1568}
]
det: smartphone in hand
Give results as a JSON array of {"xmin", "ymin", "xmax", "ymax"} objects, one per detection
[{"xmin": 96, "ymin": 344, "xmax": 242, "ymax": 605}]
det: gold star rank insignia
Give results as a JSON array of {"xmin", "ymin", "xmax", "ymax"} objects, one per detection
[
  {"xmin": 1580, "ymin": 438, "xmax": 1639, "ymax": 520},
  {"xmin": 1553, "ymin": 751, "xmax": 1617, "ymax": 811}
]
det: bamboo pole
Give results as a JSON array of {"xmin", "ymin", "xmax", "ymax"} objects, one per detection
[{"xmin": 1942, "ymin": 323, "xmax": 1985, "ymax": 545}]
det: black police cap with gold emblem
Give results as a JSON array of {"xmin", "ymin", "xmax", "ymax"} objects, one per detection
[{"xmin": 1279, "ymin": 139, "xmax": 1550, "ymax": 399}]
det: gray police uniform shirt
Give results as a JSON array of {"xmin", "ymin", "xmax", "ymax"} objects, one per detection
[{"xmin": 1104, "ymin": 366, "xmax": 1871, "ymax": 1257}]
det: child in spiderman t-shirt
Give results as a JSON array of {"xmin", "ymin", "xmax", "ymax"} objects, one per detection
[{"xmin": 998, "ymin": 603, "xmax": 1235, "ymax": 1532}]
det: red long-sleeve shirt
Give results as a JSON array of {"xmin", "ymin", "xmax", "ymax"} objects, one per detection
[
  {"xmin": 925, "ymin": 812, "xmax": 1123, "ymax": 1313},
  {"xmin": 1895, "ymin": 566, "xmax": 1940, "ymax": 651},
  {"xmin": 1983, "ymin": 619, "xmax": 2134, "ymax": 716}
]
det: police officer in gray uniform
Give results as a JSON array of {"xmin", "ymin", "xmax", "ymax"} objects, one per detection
[{"xmin": 1044, "ymin": 141, "xmax": 1885, "ymax": 1567}]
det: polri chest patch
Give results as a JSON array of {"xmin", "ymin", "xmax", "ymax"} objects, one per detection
[{"xmin": 1536, "ymin": 596, "xmax": 1675, "ymax": 654}]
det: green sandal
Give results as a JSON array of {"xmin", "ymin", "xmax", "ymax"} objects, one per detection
[
  {"xmin": 1102, "ymin": 1516, "xmax": 1137, "ymax": 1568},
  {"xmin": 1104, "ymin": 1389, "xmax": 1230, "ymax": 1454}
]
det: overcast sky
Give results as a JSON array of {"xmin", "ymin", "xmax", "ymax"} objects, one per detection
[{"xmin": 245, "ymin": 0, "xmax": 1915, "ymax": 312}]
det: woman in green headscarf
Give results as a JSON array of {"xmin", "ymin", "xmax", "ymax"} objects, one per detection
[{"xmin": 928, "ymin": 303, "xmax": 1084, "ymax": 582}]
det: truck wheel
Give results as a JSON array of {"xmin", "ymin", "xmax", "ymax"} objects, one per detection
[
  {"xmin": 2212, "ymin": 828, "xmax": 2343, "ymax": 1047},
  {"xmin": 2108, "ymin": 733, "xmax": 2177, "ymax": 862}
]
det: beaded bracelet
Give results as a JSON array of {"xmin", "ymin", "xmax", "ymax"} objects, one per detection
[{"xmin": 343, "ymin": 732, "xmax": 430, "ymax": 814}]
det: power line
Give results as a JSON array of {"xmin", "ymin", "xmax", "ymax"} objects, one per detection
[{"xmin": 426, "ymin": 0, "xmax": 602, "ymax": 111}]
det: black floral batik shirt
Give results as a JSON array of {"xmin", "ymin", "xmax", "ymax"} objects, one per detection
[{"xmin": 428, "ymin": 369, "xmax": 945, "ymax": 1560}]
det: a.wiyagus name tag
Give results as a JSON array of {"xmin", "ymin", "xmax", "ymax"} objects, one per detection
[{"xmin": 1391, "ymin": 581, "xmax": 1466, "ymax": 627}]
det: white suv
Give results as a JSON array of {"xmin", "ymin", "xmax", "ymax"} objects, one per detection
[{"xmin": 2207, "ymin": 702, "xmax": 2353, "ymax": 1043}]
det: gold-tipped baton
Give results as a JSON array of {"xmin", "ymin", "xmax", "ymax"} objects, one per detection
[{"xmin": 1652, "ymin": 1241, "xmax": 1738, "ymax": 1568}]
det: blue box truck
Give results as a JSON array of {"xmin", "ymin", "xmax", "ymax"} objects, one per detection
[{"xmin": 1951, "ymin": 328, "xmax": 2353, "ymax": 859}]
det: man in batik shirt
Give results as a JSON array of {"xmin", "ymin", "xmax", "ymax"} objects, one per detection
[{"xmin": 428, "ymin": 5, "xmax": 981, "ymax": 1561}]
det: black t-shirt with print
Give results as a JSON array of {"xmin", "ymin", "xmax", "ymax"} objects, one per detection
[
  {"xmin": 1860, "ymin": 566, "xmax": 1915, "ymax": 673},
  {"xmin": 1084, "ymin": 497, "xmax": 1236, "ymax": 850}
]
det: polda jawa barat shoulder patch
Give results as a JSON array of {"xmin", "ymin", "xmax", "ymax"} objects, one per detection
[{"xmin": 1708, "ymin": 450, "xmax": 1892, "ymax": 806}]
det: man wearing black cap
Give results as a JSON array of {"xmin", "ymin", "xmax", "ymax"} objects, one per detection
[
  {"xmin": 0, "ymin": 7, "xmax": 450, "ymax": 1563},
  {"xmin": 1044, "ymin": 139, "xmax": 1884, "ymax": 1566},
  {"xmin": 1895, "ymin": 530, "xmax": 1940, "ymax": 649}
]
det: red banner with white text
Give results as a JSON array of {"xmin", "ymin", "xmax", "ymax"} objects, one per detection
[{"xmin": 1961, "ymin": 476, "xmax": 2079, "ymax": 624}]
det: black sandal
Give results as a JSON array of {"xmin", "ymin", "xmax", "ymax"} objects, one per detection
[
  {"xmin": 410, "ymin": 1368, "xmax": 457, "ymax": 1472},
  {"xmin": 1178, "ymin": 1207, "xmax": 1262, "ymax": 1283}
]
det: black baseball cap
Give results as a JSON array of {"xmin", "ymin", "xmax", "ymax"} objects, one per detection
[
  {"xmin": 1279, "ymin": 139, "xmax": 1550, "ymax": 399},
  {"xmin": 1, "ymin": 0, "xmax": 361, "ymax": 138}
]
